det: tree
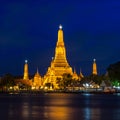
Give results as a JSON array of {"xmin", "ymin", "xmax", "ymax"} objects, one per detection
[
  {"xmin": 107, "ymin": 61, "xmax": 120, "ymax": 81},
  {"xmin": 56, "ymin": 73, "xmax": 73, "ymax": 89},
  {"xmin": 80, "ymin": 74, "xmax": 109, "ymax": 86},
  {"xmin": 0, "ymin": 74, "xmax": 15, "ymax": 89}
]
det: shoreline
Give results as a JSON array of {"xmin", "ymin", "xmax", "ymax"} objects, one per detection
[{"xmin": 0, "ymin": 90, "xmax": 119, "ymax": 95}]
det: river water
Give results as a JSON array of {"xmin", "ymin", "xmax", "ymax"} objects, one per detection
[{"xmin": 0, "ymin": 93, "xmax": 120, "ymax": 120}]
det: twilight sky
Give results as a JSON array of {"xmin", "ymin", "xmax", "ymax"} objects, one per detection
[{"xmin": 0, "ymin": 1, "xmax": 120, "ymax": 76}]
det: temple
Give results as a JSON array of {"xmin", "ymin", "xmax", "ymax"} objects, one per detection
[
  {"xmin": 32, "ymin": 68, "xmax": 42, "ymax": 89},
  {"xmin": 43, "ymin": 25, "xmax": 73, "ymax": 88},
  {"xmin": 20, "ymin": 25, "xmax": 98, "ymax": 90}
]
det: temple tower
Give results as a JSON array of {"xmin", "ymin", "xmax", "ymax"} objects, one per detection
[
  {"xmin": 43, "ymin": 25, "xmax": 73, "ymax": 88},
  {"xmin": 79, "ymin": 68, "xmax": 84, "ymax": 79},
  {"xmin": 33, "ymin": 68, "xmax": 42, "ymax": 89},
  {"xmin": 53, "ymin": 25, "xmax": 72, "ymax": 74},
  {"xmin": 72, "ymin": 68, "xmax": 79, "ymax": 80},
  {"xmin": 92, "ymin": 59, "xmax": 97, "ymax": 75},
  {"xmin": 23, "ymin": 60, "xmax": 29, "ymax": 80}
]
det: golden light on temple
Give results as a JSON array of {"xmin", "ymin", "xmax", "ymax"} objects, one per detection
[
  {"xmin": 19, "ymin": 25, "xmax": 99, "ymax": 90},
  {"xmin": 43, "ymin": 25, "xmax": 73, "ymax": 88},
  {"xmin": 92, "ymin": 58, "xmax": 97, "ymax": 75},
  {"xmin": 23, "ymin": 60, "xmax": 29, "ymax": 80},
  {"xmin": 33, "ymin": 68, "xmax": 42, "ymax": 89}
]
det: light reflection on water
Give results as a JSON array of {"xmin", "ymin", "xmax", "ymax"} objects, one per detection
[{"xmin": 0, "ymin": 93, "xmax": 120, "ymax": 120}]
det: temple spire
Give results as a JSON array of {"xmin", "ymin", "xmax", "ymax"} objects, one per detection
[
  {"xmin": 54, "ymin": 24, "xmax": 67, "ymax": 61},
  {"xmin": 36, "ymin": 67, "xmax": 39, "ymax": 74},
  {"xmin": 92, "ymin": 59, "xmax": 97, "ymax": 75},
  {"xmin": 73, "ymin": 67, "xmax": 76, "ymax": 74},
  {"xmin": 80, "ymin": 68, "xmax": 84, "ymax": 78},
  {"xmin": 57, "ymin": 24, "xmax": 64, "ymax": 45},
  {"xmin": 43, "ymin": 25, "xmax": 73, "ymax": 88},
  {"xmin": 23, "ymin": 60, "xmax": 29, "ymax": 80}
]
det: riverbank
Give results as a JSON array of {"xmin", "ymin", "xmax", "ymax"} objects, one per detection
[{"xmin": 0, "ymin": 89, "xmax": 118, "ymax": 95}]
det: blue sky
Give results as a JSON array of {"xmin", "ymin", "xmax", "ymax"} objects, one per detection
[{"xmin": 0, "ymin": 1, "xmax": 120, "ymax": 76}]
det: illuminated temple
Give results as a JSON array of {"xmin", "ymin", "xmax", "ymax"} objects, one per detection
[
  {"xmin": 21, "ymin": 25, "xmax": 98, "ymax": 89},
  {"xmin": 43, "ymin": 25, "xmax": 73, "ymax": 88}
]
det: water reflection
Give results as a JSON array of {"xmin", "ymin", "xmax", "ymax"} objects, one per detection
[
  {"xmin": 21, "ymin": 102, "xmax": 30, "ymax": 118},
  {"xmin": 40, "ymin": 94, "xmax": 81, "ymax": 120},
  {"xmin": 83, "ymin": 107, "xmax": 101, "ymax": 120},
  {"xmin": 0, "ymin": 93, "xmax": 120, "ymax": 120},
  {"xmin": 43, "ymin": 106, "xmax": 73, "ymax": 120}
]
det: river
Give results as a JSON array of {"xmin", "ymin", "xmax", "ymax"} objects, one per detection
[{"xmin": 0, "ymin": 93, "xmax": 120, "ymax": 120}]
